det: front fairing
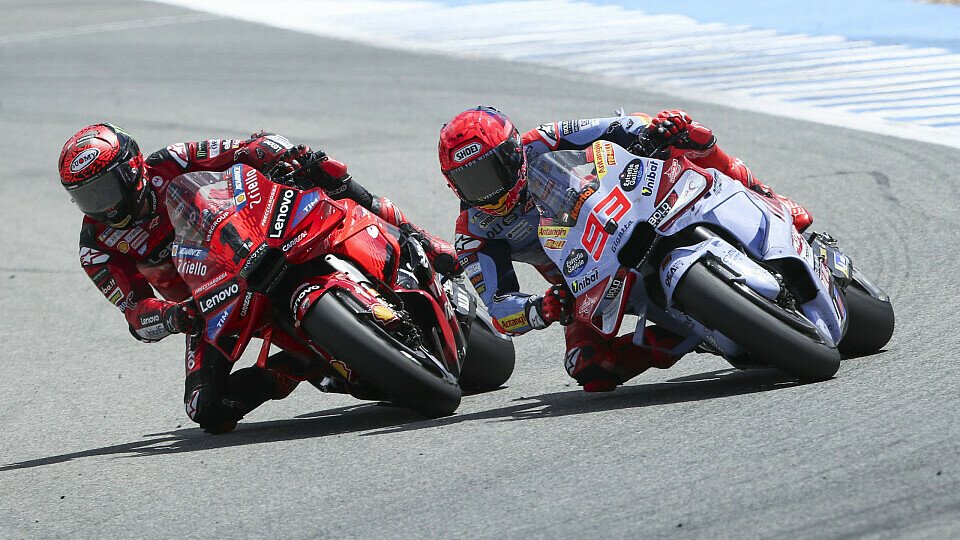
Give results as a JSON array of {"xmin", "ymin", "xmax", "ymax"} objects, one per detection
[{"xmin": 527, "ymin": 141, "xmax": 665, "ymax": 335}]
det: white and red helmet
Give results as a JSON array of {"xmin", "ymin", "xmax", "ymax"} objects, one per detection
[
  {"xmin": 439, "ymin": 107, "xmax": 526, "ymax": 216},
  {"xmin": 58, "ymin": 123, "xmax": 147, "ymax": 228}
]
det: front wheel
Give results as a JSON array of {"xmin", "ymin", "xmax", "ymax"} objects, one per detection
[
  {"xmin": 674, "ymin": 261, "xmax": 840, "ymax": 382},
  {"xmin": 458, "ymin": 321, "xmax": 515, "ymax": 393},
  {"xmin": 301, "ymin": 293, "xmax": 461, "ymax": 417},
  {"xmin": 838, "ymin": 282, "xmax": 895, "ymax": 358}
]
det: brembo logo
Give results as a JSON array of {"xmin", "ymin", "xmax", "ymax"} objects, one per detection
[
  {"xmin": 453, "ymin": 142, "xmax": 482, "ymax": 163},
  {"xmin": 268, "ymin": 188, "xmax": 296, "ymax": 238},
  {"xmin": 70, "ymin": 148, "xmax": 100, "ymax": 173}
]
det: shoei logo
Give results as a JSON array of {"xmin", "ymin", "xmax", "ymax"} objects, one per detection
[
  {"xmin": 69, "ymin": 148, "xmax": 100, "ymax": 173},
  {"xmin": 453, "ymin": 142, "xmax": 482, "ymax": 163}
]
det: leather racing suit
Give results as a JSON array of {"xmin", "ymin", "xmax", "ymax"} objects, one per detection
[{"xmin": 79, "ymin": 132, "xmax": 450, "ymax": 431}]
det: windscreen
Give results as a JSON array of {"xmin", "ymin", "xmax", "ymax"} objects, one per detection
[
  {"xmin": 526, "ymin": 150, "xmax": 599, "ymax": 226},
  {"xmin": 166, "ymin": 170, "xmax": 236, "ymax": 247}
]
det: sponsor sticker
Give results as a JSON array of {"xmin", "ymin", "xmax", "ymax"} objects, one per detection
[
  {"xmin": 80, "ymin": 246, "xmax": 110, "ymax": 266},
  {"xmin": 242, "ymin": 166, "xmax": 263, "ymax": 208},
  {"xmin": 198, "ymin": 281, "xmax": 240, "ymax": 315},
  {"xmin": 498, "ymin": 311, "xmax": 529, "ymax": 332},
  {"xmin": 571, "ymin": 269, "xmax": 600, "ymax": 294},
  {"xmin": 174, "ymin": 244, "xmax": 208, "ymax": 260},
  {"xmin": 282, "ymin": 230, "xmax": 308, "ymax": 252},
  {"xmin": 268, "ymin": 188, "xmax": 297, "ymax": 239},
  {"xmin": 647, "ymin": 199, "xmax": 673, "ymax": 227},
  {"xmin": 538, "ymin": 225, "xmax": 569, "ymax": 238},
  {"xmin": 166, "ymin": 143, "xmax": 189, "ymax": 168},
  {"xmin": 592, "ymin": 141, "xmax": 607, "ymax": 179},
  {"xmin": 206, "ymin": 140, "xmax": 221, "ymax": 158},
  {"xmin": 205, "ymin": 305, "xmax": 234, "ymax": 340},
  {"xmin": 69, "ymin": 148, "xmax": 100, "ymax": 173},
  {"xmin": 563, "ymin": 248, "xmax": 588, "ymax": 277},
  {"xmin": 619, "ymin": 159, "xmax": 642, "ymax": 192},
  {"xmin": 604, "ymin": 143, "xmax": 616, "ymax": 166},
  {"xmin": 544, "ymin": 238, "xmax": 566, "ymax": 250},
  {"xmin": 641, "ymin": 160, "xmax": 661, "ymax": 196},
  {"xmin": 290, "ymin": 191, "xmax": 320, "ymax": 229},
  {"xmin": 604, "ymin": 273, "xmax": 625, "ymax": 300},
  {"xmin": 453, "ymin": 142, "xmax": 482, "ymax": 163},
  {"xmin": 536, "ymin": 123, "xmax": 558, "ymax": 148},
  {"xmin": 176, "ymin": 258, "xmax": 208, "ymax": 277}
]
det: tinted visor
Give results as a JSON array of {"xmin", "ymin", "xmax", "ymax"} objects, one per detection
[
  {"xmin": 446, "ymin": 134, "xmax": 523, "ymax": 206},
  {"xmin": 67, "ymin": 160, "xmax": 141, "ymax": 215}
]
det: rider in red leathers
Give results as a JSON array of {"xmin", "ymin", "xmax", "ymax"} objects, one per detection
[
  {"xmin": 438, "ymin": 107, "xmax": 813, "ymax": 392},
  {"xmin": 60, "ymin": 123, "xmax": 455, "ymax": 433}
]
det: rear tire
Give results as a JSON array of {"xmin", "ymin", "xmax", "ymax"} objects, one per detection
[
  {"xmin": 458, "ymin": 322, "xmax": 515, "ymax": 393},
  {"xmin": 302, "ymin": 293, "xmax": 461, "ymax": 417},
  {"xmin": 838, "ymin": 283, "xmax": 895, "ymax": 358},
  {"xmin": 674, "ymin": 261, "xmax": 840, "ymax": 382}
]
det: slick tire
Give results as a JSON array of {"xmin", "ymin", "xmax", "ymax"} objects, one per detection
[
  {"xmin": 838, "ymin": 282, "xmax": 895, "ymax": 358},
  {"xmin": 674, "ymin": 261, "xmax": 841, "ymax": 382},
  {"xmin": 302, "ymin": 293, "xmax": 461, "ymax": 418},
  {"xmin": 458, "ymin": 322, "xmax": 515, "ymax": 394}
]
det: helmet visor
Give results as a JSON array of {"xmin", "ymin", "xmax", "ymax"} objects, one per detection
[
  {"xmin": 66, "ymin": 161, "xmax": 140, "ymax": 215},
  {"xmin": 446, "ymin": 133, "xmax": 523, "ymax": 206}
]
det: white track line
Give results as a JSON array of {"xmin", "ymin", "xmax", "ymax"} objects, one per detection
[{"xmin": 145, "ymin": 0, "xmax": 960, "ymax": 148}]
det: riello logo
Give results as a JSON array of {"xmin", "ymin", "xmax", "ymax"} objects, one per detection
[{"xmin": 453, "ymin": 142, "xmax": 482, "ymax": 163}]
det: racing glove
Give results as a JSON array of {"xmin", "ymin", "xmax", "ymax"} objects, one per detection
[
  {"xmin": 641, "ymin": 109, "xmax": 716, "ymax": 159},
  {"xmin": 162, "ymin": 301, "xmax": 203, "ymax": 335},
  {"xmin": 529, "ymin": 285, "xmax": 574, "ymax": 329}
]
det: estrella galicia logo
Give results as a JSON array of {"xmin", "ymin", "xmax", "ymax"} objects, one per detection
[
  {"xmin": 619, "ymin": 159, "xmax": 643, "ymax": 192},
  {"xmin": 268, "ymin": 188, "xmax": 297, "ymax": 239},
  {"xmin": 563, "ymin": 248, "xmax": 588, "ymax": 277}
]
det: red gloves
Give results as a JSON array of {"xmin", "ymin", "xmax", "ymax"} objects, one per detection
[
  {"xmin": 162, "ymin": 301, "xmax": 202, "ymax": 335},
  {"xmin": 644, "ymin": 109, "xmax": 716, "ymax": 159},
  {"xmin": 532, "ymin": 285, "xmax": 573, "ymax": 328}
]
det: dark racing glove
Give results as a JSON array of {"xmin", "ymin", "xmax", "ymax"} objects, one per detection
[
  {"xmin": 529, "ymin": 285, "xmax": 574, "ymax": 329},
  {"xmin": 162, "ymin": 301, "xmax": 203, "ymax": 335},
  {"xmin": 640, "ymin": 109, "xmax": 716, "ymax": 159}
]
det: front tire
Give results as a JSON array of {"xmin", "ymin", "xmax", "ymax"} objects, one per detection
[
  {"xmin": 674, "ymin": 261, "xmax": 841, "ymax": 382},
  {"xmin": 838, "ymin": 282, "xmax": 895, "ymax": 358},
  {"xmin": 302, "ymin": 293, "xmax": 461, "ymax": 417},
  {"xmin": 458, "ymin": 321, "xmax": 515, "ymax": 393}
]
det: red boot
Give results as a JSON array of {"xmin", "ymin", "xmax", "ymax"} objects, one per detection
[{"xmin": 565, "ymin": 324, "xmax": 686, "ymax": 392}]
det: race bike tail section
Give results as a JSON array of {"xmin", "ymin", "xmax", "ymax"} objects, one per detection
[
  {"xmin": 528, "ymin": 140, "xmax": 892, "ymax": 382},
  {"xmin": 165, "ymin": 164, "xmax": 470, "ymax": 417}
]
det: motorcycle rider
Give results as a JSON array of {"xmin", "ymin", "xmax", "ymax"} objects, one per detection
[
  {"xmin": 438, "ymin": 107, "xmax": 813, "ymax": 392},
  {"xmin": 59, "ymin": 123, "xmax": 455, "ymax": 433}
]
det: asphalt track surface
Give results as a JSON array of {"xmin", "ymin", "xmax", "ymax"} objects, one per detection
[{"xmin": 2, "ymin": 1, "xmax": 959, "ymax": 538}]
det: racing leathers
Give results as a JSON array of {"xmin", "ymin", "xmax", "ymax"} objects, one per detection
[
  {"xmin": 454, "ymin": 112, "xmax": 812, "ymax": 391},
  {"xmin": 79, "ymin": 132, "xmax": 452, "ymax": 432}
]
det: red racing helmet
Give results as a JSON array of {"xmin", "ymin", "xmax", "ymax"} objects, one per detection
[
  {"xmin": 439, "ymin": 106, "xmax": 526, "ymax": 216},
  {"xmin": 58, "ymin": 123, "xmax": 147, "ymax": 228}
]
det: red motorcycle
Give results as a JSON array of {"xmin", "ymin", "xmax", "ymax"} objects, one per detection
[{"xmin": 165, "ymin": 163, "xmax": 514, "ymax": 418}]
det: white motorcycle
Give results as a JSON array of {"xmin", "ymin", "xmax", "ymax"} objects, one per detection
[{"xmin": 527, "ymin": 140, "xmax": 894, "ymax": 381}]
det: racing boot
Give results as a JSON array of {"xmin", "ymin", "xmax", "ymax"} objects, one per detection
[
  {"xmin": 688, "ymin": 144, "xmax": 813, "ymax": 232},
  {"xmin": 565, "ymin": 324, "xmax": 686, "ymax": 393},
  {"xmin": 749, "ymin": 181, "xmax": 814, "ymax": 233}
]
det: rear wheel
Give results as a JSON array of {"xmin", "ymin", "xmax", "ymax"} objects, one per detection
[
  {"xmin": 674, "ymin": 260, "xmax": 840, "ymax": 382},
  {"xmin": 301, "ymin": 293, "xmax": 461, "ymax": 417},
  {"xmin": 458, "ymin": 321, "xmax": 515, "ymax": 393},
  {"xmin": 838, "ymin": 282, "xmax": 895, "ymax": 358}
]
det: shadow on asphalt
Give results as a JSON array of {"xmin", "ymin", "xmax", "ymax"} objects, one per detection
[
  {"xmin": 361, "ymin": 367, "xmax": 798, "ymax": 436},
  {"xmin": 0, "ymin": 367, "xmax": 795, "ymax": 471}
]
